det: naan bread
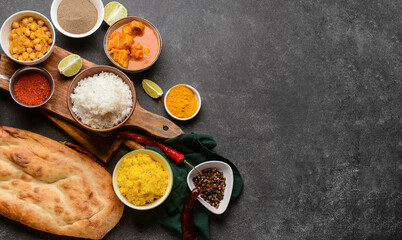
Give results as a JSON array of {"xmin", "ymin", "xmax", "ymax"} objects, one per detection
[{"xmin": 0, "ymin": 126, "xmax": 124, "ymax": 239}]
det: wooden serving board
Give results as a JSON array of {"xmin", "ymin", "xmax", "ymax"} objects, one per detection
[{"xmin": 0, "ymin": 46, "xmax": 183, "ymax": 163}]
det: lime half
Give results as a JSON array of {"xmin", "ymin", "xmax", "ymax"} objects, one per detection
[
  {"xmin": 58, "ymin": 54, "xmax": 82, "ymax": 77},
  {"xmin": 104, "ymin": 1, "xmax": 128, "ymax": 26},
  {"xmin": 142, "ymin": 79, "xmax": 163, "ymax": 99}
]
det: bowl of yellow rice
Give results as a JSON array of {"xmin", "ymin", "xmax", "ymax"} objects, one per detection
[{"xmin": 112, "ymin": 149, "xmax": 173, "ymax": 210}]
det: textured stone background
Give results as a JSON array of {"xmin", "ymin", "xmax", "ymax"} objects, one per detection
[{"xmin": 1, "ymin": 0, "xmax": 402, "ymax": 239}]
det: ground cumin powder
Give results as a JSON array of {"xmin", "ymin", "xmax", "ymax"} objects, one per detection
[{"xmin": 57, "ymin": 0, "xmax": 97, "ymax": 34}]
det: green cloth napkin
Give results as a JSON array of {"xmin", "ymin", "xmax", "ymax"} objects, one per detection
[{"xmin": 128, "ymin": 133, "xmax": 243, "ymax": 240}]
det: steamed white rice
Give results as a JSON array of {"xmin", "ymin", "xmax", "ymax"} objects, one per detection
[{"xmin": 71, "ymin": 71, "xmax": 133, "ymax": 129}]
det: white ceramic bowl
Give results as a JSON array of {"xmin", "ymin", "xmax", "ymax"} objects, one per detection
[
  {"xmin": 50, "ymin": 0, "xmax": 104, "ymax": 38},
  {"xmin": 113, "ymin": 149, "xmax": 173, "ymax": 210},
  {"xmin": 0, "ymin": 11, "xmax": 56, "ymax": 65},
  {"xmin": 164, "ymin": 84, "xmax": 202, "ymax": 121},
  {"xmin": 187, "ymin": 161, "xmax": 234, "ymax": 215}
]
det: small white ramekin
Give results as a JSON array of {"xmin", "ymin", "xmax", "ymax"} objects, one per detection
[
  {"xmin": 0, "ymin": 10, "xmax": 56, "ymax": 65},
  {"xmin": 50, "ymin": 0, "xmax": 104, "ymax": 38},
  {"xmin": 164, "ymin": 84, "xmax": 202, "ymax": 121}
]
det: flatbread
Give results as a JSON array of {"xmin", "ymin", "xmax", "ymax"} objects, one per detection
[{"xmin": 0, "ymin": 126, "xmax": 124, "ymax": 239}]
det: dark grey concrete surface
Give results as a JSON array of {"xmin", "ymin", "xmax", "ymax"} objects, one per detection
[{"xmin": 1, "ymin": 0, "xmax": 402, "ymax": 239}]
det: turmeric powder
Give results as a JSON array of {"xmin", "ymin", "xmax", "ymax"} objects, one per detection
[{"xmin": 166, "ymin": 85, "xmax": 198, "ymax": 118}]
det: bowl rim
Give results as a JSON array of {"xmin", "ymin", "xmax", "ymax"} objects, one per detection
[
  {"xmin": 186, "ymin": 160, "xmax": 234, "ymax": 215},
  {"xmin": 112, "ymin": 149, "xmax": 174, "ymax": 210},
  {"xmin": 164, "ymin": 84, "xmax": 202, "ymax": 121},
  {"xmin": 9, "ymin": 66, "xmax": 55, "ymax": 108},
  {"xmin": 0, "ymin": 10, "xmax": 56, "ymax": 64},
  {"xmin": 103, "ymin": 16, "xmax": 163, "ymax": 73},
  {"xmin": 66, "ymin": 65, "xmax": 136, "ymax": 132},
  {"xmin": 50, "ymin": 0, "xmax": 104, "ymax": 38}
]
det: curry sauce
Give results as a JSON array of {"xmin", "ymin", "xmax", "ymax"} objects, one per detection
[{"xmin": 107, "ymin": 20, "xmax": 159, "ymax": 70}]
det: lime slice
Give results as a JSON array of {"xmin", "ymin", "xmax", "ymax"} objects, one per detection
[
  {"xmin": 58, "ymin": 54, "xmax": 82, "ymax": 77},
  {"xmin": 104, "ymin": 1, "xmax": 128, "ymax": 26},
  {"xmin": 142, "ymin": 79, "xmax": 163, "ymax": 99}
]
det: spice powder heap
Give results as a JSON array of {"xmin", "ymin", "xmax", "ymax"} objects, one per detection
[
  {"xmin": 13, "ymin": 72, "xmax": 51, "ymax": 106},
  {"xmin": 57, "ymin": 0, "xmax": 98, "ymax": 34},
  {"xmin": 166, "ymin": 85, "xmax": 198, "ymax": 118}
]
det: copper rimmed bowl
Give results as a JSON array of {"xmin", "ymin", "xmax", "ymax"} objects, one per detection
[
  {"xmin": 67, "ymin": 65, "xmax": 136, "ymax": 133},
  {"xmin": 9, "ymin": 66, "xmax": 55, "ymax": 108},
  {"xmin": 103, "ymin": 16, "xmax": 162, "ymax": 73}
]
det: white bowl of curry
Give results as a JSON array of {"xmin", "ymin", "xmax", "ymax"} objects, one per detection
[{"xmin": 103, "ymin": 16, "xmax": 162, "ymax": 73}]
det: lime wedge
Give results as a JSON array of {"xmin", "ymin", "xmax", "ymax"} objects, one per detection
[
  {"xmin": 104, "ymin": 1, "xmax": 128, "ymax": 26},
  {"xmin": 58, "ymin": 54, "xmax": 82, "ymax": 77},
  {"xmin": 142, "ymin": 79, "xmax": 163, "ymax": 99}
]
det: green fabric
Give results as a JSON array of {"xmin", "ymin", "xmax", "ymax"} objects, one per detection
[{"xmin": 128, "ymin": 133, "xmax": 243, "ymax": 239}]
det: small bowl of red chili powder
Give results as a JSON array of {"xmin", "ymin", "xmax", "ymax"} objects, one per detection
[{"xmin": 9, "ymin": 66, "xmax": 54, "ymax": 108}]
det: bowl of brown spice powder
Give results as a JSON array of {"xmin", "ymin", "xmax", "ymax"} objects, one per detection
[{"xmin": 50, "ymin": 0, "xmax": 104, "ymax": 38}]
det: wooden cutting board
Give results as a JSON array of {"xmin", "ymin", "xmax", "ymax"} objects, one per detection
[{"xmin": 0, "ymin": 46, "xmax": 183, "ymax": 163}]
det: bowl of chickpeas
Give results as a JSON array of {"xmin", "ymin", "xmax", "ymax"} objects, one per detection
[{"xmin": 0, "ymin": 10, "xmax": 55, "ymax": 65}]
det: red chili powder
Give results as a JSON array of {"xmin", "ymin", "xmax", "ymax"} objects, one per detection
[{"xmin": 13, "ymin": 72, "xmax": 51, "ymax": 106}]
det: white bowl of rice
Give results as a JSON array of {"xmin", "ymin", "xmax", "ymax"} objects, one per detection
[{"xmin": 67, "ymin": 66, "xmax": 136, "ymax": 132}]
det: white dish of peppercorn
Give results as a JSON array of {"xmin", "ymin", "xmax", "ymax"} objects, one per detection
[{"xmin": 187, "ymin": 161, "xmax": 233, "ymax": 215}]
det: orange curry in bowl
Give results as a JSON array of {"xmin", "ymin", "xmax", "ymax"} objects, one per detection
[{"xmin": 107, "ymin": 20, "xmax": 159, "ymax": 70}]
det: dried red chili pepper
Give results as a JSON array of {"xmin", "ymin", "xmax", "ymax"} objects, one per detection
[
  {"xmin": 182, "ymin": 187, "xmax": 202, "ymax": 240},
  {"xmin": 118, "ymin": 132, "xmax": 185, "ymax": 164}
]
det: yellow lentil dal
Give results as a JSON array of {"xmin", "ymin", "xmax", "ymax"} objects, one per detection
[{"xmin": 117, "ymin": 152, "xmax": 168, "ymax": 206}]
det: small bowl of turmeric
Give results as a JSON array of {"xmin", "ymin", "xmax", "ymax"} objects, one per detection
[{"xmin": 164, "ymin": 84, "xmax": 201, "ymax": 121}]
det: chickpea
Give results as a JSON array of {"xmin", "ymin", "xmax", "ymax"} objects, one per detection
[
  {"xmin": 24, "ymin": 29, "xmax": 31, "ymax": 37},
  {"xmin": 22, "ymin": 18, "xmax": 29, "ymax": 26},
  {"xmin": 35, "ymin": 44, "xmax": 42, "ymax": 51},
  {"xmin": 30, "ymin": 24, "xmax": 37, "ymax": 31},
  {"xmin": 9, "ymin": 17, "xmax": 52, "ymax": 62},
  {"xmin": 29, "ymin": 52, "xmax": 36, "ymax": 60},
  {"xmin": 12, "ymin": 22, "xmax": 19, "ymax": 29},
  {"xmin": 9, "ymin": 33, "xmax": 17, "ymax": 40}
]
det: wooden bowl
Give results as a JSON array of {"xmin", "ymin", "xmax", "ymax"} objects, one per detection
[
  {"xmin": 103, "ymin": 16, "xmax": 162, "ymax": 73},
  {"xmin": 67, "ymin": 65, "xmax": 136, "ymax": 133}
]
